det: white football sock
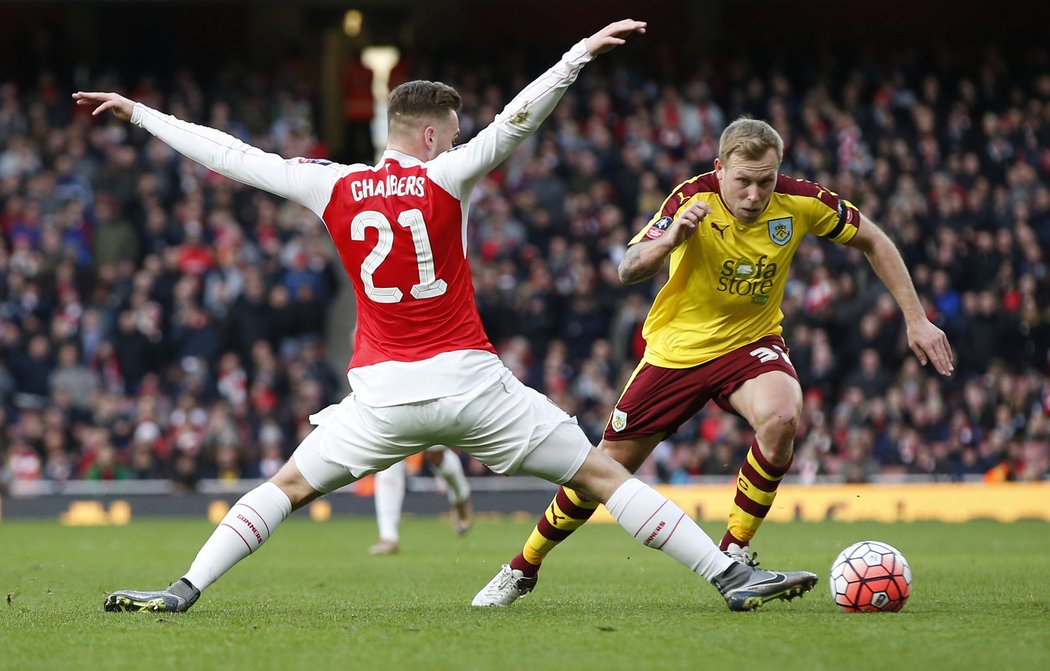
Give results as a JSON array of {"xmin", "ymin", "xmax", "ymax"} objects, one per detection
[
  {"xmin": 605, "ymin": 478, "xmax": 733, "ymax": 581},
  {"xmin": 433, "ymin": 450, "xmax": 470, "ymax": 505},
  {"xmin": 182, "ymin": 481, "xmax": 291, "ymax": 590},
  {"xmin": 374, "ymin": 460, "xmax": 406, "ymax": 543}
]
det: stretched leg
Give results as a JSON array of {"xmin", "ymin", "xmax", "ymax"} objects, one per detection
[
  {"xmin": 465, "ymin": 370, "xmax": 815, "ymax": 610},
  {"xmin": 720, "ymin": 371, "xmax": 802, "ymax": 557},
  {"xmin": 571, "ymin": 450, "xmax": 815, "ymax": 612},
  {"xmin": 494, "ymin": 357, "xmax": 710, "ymax": 584},
  {"xmin": 428, "ymin": 447, "xmax": 472, "ymax": 535},
  {"xmin": 566, "ymin": 449, "xmax": 731, "ymax": 580},
  {"xmin": 507, "ymin": 435, "xmax": 661, "ymax": 577},
  {"xmin": 475, "ymin": 431, "xmax": 816, "ymax": 610},
  {"xmin": 105, "ymin": 428, "xmax": 351, "ymax": 613},
  {"xmin": 370, "ymin": 460, "xmax": 406, "ymax": 554}
]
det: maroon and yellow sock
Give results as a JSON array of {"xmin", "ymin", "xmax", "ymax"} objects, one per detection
[
  {"xmin": 509, "ymin": 486, "xmax": 599, "ymax": 576},
  {"xmin": 719, "ymin": 443, "xmax": 791, "ymax": 551}
]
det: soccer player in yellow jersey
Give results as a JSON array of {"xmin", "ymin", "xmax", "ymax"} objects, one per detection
[{"xmin": 473, "ymin": 117, "xmax": 954, "ymax": 606}]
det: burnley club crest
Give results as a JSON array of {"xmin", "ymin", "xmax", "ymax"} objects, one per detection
[{"xmin": 768, "ymin": 217, "xmax": 793, "ymax": 246}]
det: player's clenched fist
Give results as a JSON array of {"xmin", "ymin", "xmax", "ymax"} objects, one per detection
[{"xmin": 666, "ymin": 202, "xmax": 711, "ymax": 246}]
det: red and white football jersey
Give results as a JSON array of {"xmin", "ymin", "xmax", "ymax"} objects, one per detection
[
  {"xmin": 320, "ymin": 151, "xmax": 495, "ymax": 369},
  {"xmin": 131, "ymin": 40, "xmax": 593, "ymax": 404}
]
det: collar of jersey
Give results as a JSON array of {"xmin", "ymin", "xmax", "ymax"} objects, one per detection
[{"xmin": 380, "ymin": 149, "xmax": 425, "ymax": 168}]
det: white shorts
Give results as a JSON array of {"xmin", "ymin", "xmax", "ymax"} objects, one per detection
[{"xmin": 292, "ymin": 367, "xmax": 591, "ymax": 494}]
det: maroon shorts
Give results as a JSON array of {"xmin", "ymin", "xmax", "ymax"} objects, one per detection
[{"xmin": 603, "ymin": 335, "xmax": 799, "ymax": 442}]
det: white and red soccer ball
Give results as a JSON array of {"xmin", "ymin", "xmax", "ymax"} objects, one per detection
[{"xmin": 829, "ymin": 540, "xmax": 912, "ymax": 612}]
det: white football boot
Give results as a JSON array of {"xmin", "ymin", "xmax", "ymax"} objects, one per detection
[{"xmin": 471, "ymin": 564, "xmax": 538, "ymax": 607}]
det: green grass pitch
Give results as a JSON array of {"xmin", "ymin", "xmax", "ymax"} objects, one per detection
[{"xmin": 1, "ymin": 516, "xmax": 1047, "ymax": 670}]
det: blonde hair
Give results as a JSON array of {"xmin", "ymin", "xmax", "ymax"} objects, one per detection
[{"xmin": 718, "ymin": 117, "xmax": 784, "ymax": 165}]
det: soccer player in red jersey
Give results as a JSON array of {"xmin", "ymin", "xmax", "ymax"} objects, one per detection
[
  {"xmin": 78, "ymin": 20, "xmax": 817, "ymax": 614},
  {"xmin": 474, "ymin": 117, "xmax": 954, "ymax": 606}
]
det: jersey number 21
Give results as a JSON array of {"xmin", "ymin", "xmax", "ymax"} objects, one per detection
[{"xmin": 351, "ymin": 208, "xmax": 448, "ymax": 304}]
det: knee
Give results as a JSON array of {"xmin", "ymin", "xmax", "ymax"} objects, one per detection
[
  {"xmin": 598, "ymin": 436, "xmax": 663, "ymax": 473},
  {"xmin": 753, "ymin": 405, "xmax": 801, "ymax": 444},
  {"xmin": 270, "ymin": 467, "xmax": 323, "ymax": 511},
  {"xmin": 567, "ymin": 449, "xmax": 632, "ymax": 503}
]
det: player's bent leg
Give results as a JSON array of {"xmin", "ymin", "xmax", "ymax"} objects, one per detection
[
  {"xmin": 576, "ymin": 450, "xmax": 818, "ymax": 611},
  {"xmin": 720, "ymin": 441, "xmax": 794, "ymax": 562},
  {"xmin": 469, "ymin": 375, "xmax": 805, "ymax": 611},
  {"xmin": 475, "ymin": 441, "xmax": 816, "ymax": 610},
  {"xmin": 722, "ymin": 370, "xmax": 802, "ymax": 555},
  {"xmin": 588, "ymin": 451, "xmax": 814, "ymax": 613}
]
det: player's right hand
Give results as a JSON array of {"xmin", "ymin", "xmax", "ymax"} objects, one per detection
[
  {"xmin": 72, "ymin": 92, "xmax": 136, "ymax": 121},
  {"xmin": 667, "ymin": 202, "xmax": 710, "ymax": 246}
]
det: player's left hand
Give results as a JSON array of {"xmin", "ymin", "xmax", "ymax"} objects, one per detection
[
  {"xmin": 585, "ymin": 19, "xmax": 647, "ymax": 56},
  {"xmin": 72, "ymin": 91, "xmax": 136, "ymax": 121},
  {"xmin": 907, "ymin": 319, "xmax": 954, "ymax": 376}
]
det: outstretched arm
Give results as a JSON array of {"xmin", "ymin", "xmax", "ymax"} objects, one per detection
[
  {"xmin": 72, "ymin": 91, "xmax": 340, "ymax": 217},
  {"xmin": 430, "ymin": 19, "xmax": 646, "ymax": 197},
  {"xmin": 846, "ymin": 214, "xmax": 955, "ymax": 376}
]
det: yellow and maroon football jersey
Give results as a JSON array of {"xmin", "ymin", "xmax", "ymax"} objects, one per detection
[{"xmin": 630, "ymin": 171, "xmax": 861, "ymax": 368}]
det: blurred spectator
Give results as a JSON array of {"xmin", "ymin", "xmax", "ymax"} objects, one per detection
[{"xmin": 48, "ymin": 340, "xmax": 97, "ymax": 410}]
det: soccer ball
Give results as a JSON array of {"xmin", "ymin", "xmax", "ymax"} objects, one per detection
[{"xmin": 829, "ymin": 540, "xmax": 911, "ymax": 612}]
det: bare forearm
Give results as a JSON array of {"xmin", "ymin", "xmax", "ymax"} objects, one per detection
[
  {"xmin": 847, "ymin": 215, "xmax": 954, "ymax": 375},
  {"xmin": 864, "ymin": 237, "xmax": 925, "ymax": 322},
  {"xmin": 618, "ymin": 241, "xmax": 673, "ymax": 284},
  {"xmin": 869, "ymin": 233, "xmax": 956, "ymax": 375},
  {"xmin": 620, "ymin": 202, "xmax": 706, "ymax": 284}
]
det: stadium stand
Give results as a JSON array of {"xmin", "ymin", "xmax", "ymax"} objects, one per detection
[{"xmin": 1, "ymin": 1, "xmax": 1048, "ymax": 497}]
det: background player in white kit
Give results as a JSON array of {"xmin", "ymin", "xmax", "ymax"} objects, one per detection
[
  {"xmin": 76, "ymin": 18, "xmax": 817, "ymax": 614},
  {"xmin": 369, "ymin": 446, "xmax": 473, "ymax": 555}
]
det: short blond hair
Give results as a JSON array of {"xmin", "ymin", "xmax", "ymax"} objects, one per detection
[{"xmin": 718, "ymin": 117, "xmax": 784, "ymax": 165}]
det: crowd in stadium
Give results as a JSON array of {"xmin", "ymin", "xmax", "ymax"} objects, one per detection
[{"xmin": 1, "ymin": 35, "xmax": 1048, "ymax": 490}]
